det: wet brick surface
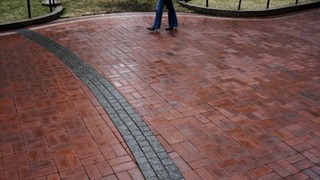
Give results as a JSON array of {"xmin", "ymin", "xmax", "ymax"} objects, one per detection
[
  {"xmin": 17, "ymin": 29, "xmax": 183, "ymax": 180},
  {"xmin": 1, "ymin": 10, "xmax": 320, "ymax": 179}
]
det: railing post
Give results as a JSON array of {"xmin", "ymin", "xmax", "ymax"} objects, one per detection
[
  {"xmin": 238, "ymin": 0, "xmax": 242, "ymax": 10},
  {"xmin": 206, "ymin": 0, "xmax": 208, "ymax": 8},
  {"xmin": 266, "ymin": 0, "xmax": 270, "ymax": 9},
  {"xmin": 27, "ymin": 0, "xmax": 31, "ymax": 18},
  {"xmin": 49, "ymin": 0, "xmax": 52, "ymax": 12}
]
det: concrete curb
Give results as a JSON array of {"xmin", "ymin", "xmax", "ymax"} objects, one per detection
[
  {"xmin": 0, "ymin": 5, "xmax": 63, "ymax": 31},
  {"xmin": 177, "ymin": 1, "xmax": 320, "ymax": 17}
]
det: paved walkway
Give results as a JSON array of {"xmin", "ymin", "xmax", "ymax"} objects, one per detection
[{"xmin": 0, "ymin": 10, "xmax": 319, "ymax": 180}]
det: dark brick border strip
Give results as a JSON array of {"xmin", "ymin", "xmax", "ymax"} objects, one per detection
[
  {"xmin": 0, "ymin": 6, "xmax": 63, "ymax": 31},
  {"xmin": 17, "ymin": 29, "xmax": 184, "ymax": 180},
  {"xmin": 178, "ymin": 1, "xmax": 320, "ymax": 17}
]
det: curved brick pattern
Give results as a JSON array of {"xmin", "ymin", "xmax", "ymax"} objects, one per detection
[
  {"xmin": 17, "ymin": 29, "xmax": 184, "ymax": 180},
  {"xmin": 0, "ymin": 33, "xmax": 143, "ymax": 179},
  {"xmin": 27, "ymin": 12, "xmax": 319, "ymax": 179},
  {"xmin": 1, "ymin": 10, "xmax": 320, "ymax": 179}
]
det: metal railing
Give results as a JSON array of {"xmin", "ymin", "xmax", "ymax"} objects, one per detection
[
  {"xmin": 26, "ymin": 0, "xmax": 57, "ymax": 18},
  {"xmin": 204, "ymin": 0, "xmax": 300, "ymax": 10}
]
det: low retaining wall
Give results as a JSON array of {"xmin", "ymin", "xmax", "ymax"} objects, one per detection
[
  {"xmin": 177, "ymin": 1, "xmax": 320, "ymax": 17},
  {"xmin": 0, "ymin": 5, "xmax": 63, "ymax": 31}
]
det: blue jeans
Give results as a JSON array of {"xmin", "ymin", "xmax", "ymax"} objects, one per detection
[{"xmin": 152, "ymin": 0, "xmax": 178, "ymax": 29}]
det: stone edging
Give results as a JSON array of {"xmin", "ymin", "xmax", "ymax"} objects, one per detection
[
  {"xmin": 177, "ymin": 1, "xmax": 320, "ymax": 17},
  {"xmin": 17, "ymin": 28, "xmax": 184, "ymax": 180},
  {"xmin": 0, "ymin": 5, "xmax": 63, "ymax": 31}
]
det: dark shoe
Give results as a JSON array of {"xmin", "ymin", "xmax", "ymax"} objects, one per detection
[
  {"xmin": 165, "ymin": 26, "xmax": 177, "ymax": 31},
  {"xmin": 147, "ymin": 27, "xmax": 159, "ymax": 32}
]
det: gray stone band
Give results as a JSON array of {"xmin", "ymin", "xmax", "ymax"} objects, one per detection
[{"xmin": 17, "ymin": 29, "xmax": 184, "ymax": 180}]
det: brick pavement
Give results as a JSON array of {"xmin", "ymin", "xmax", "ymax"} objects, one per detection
[{"xmin": 1, "ymin": 10, "xmax": 320, "ymax": 179}]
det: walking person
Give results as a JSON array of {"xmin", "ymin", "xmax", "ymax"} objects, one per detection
[{"xmin": 147, "ymin": 0, "xmax": 178, "ymax": 32}]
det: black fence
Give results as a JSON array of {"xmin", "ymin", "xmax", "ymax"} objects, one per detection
[
  {"xmin": 204, "ymin": 0, "xmax": 300, "ymax": 10},
  {"xmin": 26, "ymin": 0, "xmax": 57, "ymax": 18}
]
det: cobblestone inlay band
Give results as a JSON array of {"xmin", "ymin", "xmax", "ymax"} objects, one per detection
[{"xmin": 18, "ymin": 29, "xmax": 184, "ymax": 180}]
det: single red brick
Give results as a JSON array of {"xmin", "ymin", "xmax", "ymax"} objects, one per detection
[
  {"xmin": 111, "ymin": 144, "xmax": 128, "ymax": 157},
  {"xmin": 217, "ymin": 158, "xmax": 238, "ymax": 170},
  {"xmin": 249, "ymin": 165, "xmax": 273, "ymax": 178},
  {"xmin": 189, "ymin": 158, "xmax": 213, "ymax": 170},
  {"xmin": 293, "ymin": 142, "xmax": 313, "ymax": 152},
  {"xmin": 1, "ymin": 143, "xmax": 14, "ymax": 156},
  {"xmin": 169, "ymin": 152, "xmax": 180, "ymax": 159},
  {"xmin": 173, "ymin": 157, "xmax": 192, "ymax": 173},
  {"xmin": 302, "ymin": 150, "xmax": 320, "ymax": 163},
  {"xmin": 286, "ymin": 124, "xmax": 303, "ymax": 131},
  {"xmin": 156, "ymin": 135, "xmax": 174, "ymax": 152},
  {"xmin": 33, "ymin": 176, "xmax": 48, "ymax": 180},
  {"xmin": 128, "ymin": 168, "xmax": 144, "ymax": 180},
  {"xmin": 195, "ymin": 168, "xmax": 216, "ymax": 180},
  {"xmin": 18, "ymin": 166, "xmax": 33, "ymax": 180},
  {"xmin": 171, "ymin": 143, "xmax": 191, "ymax": 158},
  {"xmin": 116, "ymin": 171, "xmax": 132, "ymax": 180},
  {"xmin": 78, "ymin": 108, "xmax": 93, "ymax": 118},
  {"xmin": 96, "ymin": 161, "xmax": 114, "ymax": 176},
  {"xmin": 55, "ymin": 156, "xmax": 70, "ymax": 171},
  {"xmin": 3, "ymin": 152, "xmax": 28, "ymax": 169},
  {"xmin": 257, "ymin": 172, "xmax": 281, "ymax": 180},
  {"xmin": 97, "ymin": 124, "xmax": 113, "ymax": 136},
  {"xmin": 66, "ymin": 154, "xmax": 82, "ymax": 169},
  {"xmin": 72, "ymin": 138, "xmax": 100, "ymax": 158},
  {"xmin": 293, "ymin": 159, "xmax": 315, "ymax": 171},
  {"xmin": 96, "ymin": 135, "xmax": 119, "ymax": 147},
  {"xmin": 87, "ymin": 125, "xmax": 103, "ymax": 137},
  {"xmin": 47, "ymin": 173, "xmax": 61, "ymax": 180},
  {"xmin": 98, "ymin": 174, "xmax": 118, "ymax": 180},
  {"xmin": 285, "ymin": 137, "xmax": 305, "ymax": 146},
  {"xmin": 277, "ymin": 159, "xmax": 299, "ymax": 174},
  {"xmin": 181, "ymin": 141, "xmax": 199, "ymax": 154},
  {"xmin": 271, "ymin": 128, "xmax": 295, "ymax": 140},
  {"xmin": 252, "ymin": 148, "xmax": 272, "ymax": 158},
  {"xmin": 80, "ymin": 154, "xmax": 105, "ymax": 165},
  {"xmin": 193, "ymin": 114, "xmax": 210, "ymax": 124},
  {"xmin": 84, "ymin": 164, "xmax": 102, "ymax": 179},
  {"xmin": 46, "ymin": 133, "xmax": 58, "ymax": 146},
  {"xmin": 285, "ymin": 154, "xmax": 306, "ymax": 164},
  {"xmin": 112, "ymin": 162, "xmax": 137, "ymax": 173},
  {"xmin": 162, "ymin": 131, "xmax": 186, "ymax": 145},
  {"xmin": 268, "ymin": 162, "xmax": 290, "ymax": 177},
  {"xmin": 163, "ymin": 111, "xmax": 176, "ymax": 121},
  {"xmin": 59, "ymin": 167, "xmax": 86, "ymax": 179},
  {"xmin": 109, "ymin": 155, "xmax": 133, "ymax": 166},
  {"xmin": 311, "ymin": 166, "xmax": 320, "ymax": 175},
  {"xmin": 284, "ymin": 172, "xmax": 309, "ymax": 180},
  {"xmin": 183, "ymin": 170, "xmax": 201, "ymax": 179},
  {"xmin": 30, "ymin": 160, "xmax": 58, "ymax": 178},
  {"xmin": 169, "ymin": 109, "xmax": 184, "ymax": 119},
  {"xmin": 100, "ymin": 145, "xmax": 117, "ymax": 160}
]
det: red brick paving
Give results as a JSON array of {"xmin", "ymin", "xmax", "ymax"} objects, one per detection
[
  {"xmin": 0, "ymin": 34, "xmax": 143, "ymax": 179},
  {"xmin": 1, "ymin": 9, "xmax": 320, "ymax": 179}
]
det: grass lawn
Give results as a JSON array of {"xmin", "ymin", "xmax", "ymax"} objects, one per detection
[
  {"xmin": 0, "ymin": 0, "xmax": 49, "ymax": 23},
  {"xmin": 59, "ymin": 0, "xmax": 157, "ymax": 18},
  {"xmin": 188, "ymin": 0, "xmax": 320, "ymax": 10},
  {"xmin": 0, "ymin": 0, "xmax": 319, "ymax": 23}
]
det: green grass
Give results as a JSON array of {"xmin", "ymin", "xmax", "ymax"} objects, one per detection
[
  {"xmin": 0, "ymin": 0, "xmax": 319, "ymax": 23},
  {"xmin": 59, "ymin": 0, "xmax": 157, "ymax": 18},
  {"xmin": 0, "ymin": 0, "xmax": 49, "ymax": 23},
  {"xmin": 188, "ymin": 0, "xmax": 320, "ymax": 10},
  {"xmin": 58, "ymin": 0, "xmax": 189, "ymax": 18}
]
